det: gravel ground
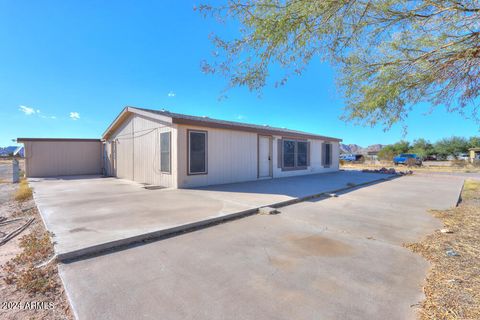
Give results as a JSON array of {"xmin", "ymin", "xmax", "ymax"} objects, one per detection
[{"xmin": 0, "ymin": 181, "xmax": 72, "ymax": 320}]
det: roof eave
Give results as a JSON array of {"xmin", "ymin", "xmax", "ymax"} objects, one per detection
[
  {"xmin": 171, "ymin": 118, "xmax": 342, "ymax": 142},
  {"xmin": 102, "ymin": 106, "xmax": 174, "ymax": 140},
  {"xmin": 17, "ymin": 138, "xmax": 101, "ymax": 142}
]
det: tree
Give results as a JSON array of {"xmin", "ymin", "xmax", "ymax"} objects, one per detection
[
  {"xmin": 434, "ymin": 136, "xmax": 469, "ymax": 158},
  {"xmin": 409, "ymin": 138, "xmax": 434, "ymax": 158},
  {"xmin": 469, "ymin": 136, "xmax": 480, "ymax": 148},
  {"xmin": 378, "ymin": 140, "xmax": 410, "ymax": 160},
  {"xmin": 197, "ymin": 1, "xmax": 480, "ymax": 128}
]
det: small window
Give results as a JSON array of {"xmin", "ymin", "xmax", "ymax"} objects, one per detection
[
  {"xmin": 160, "ymin": 132, "xmax": 171, "ymax": 173},
  {"xmin": 324, "ymin": 143, "xmax": 332, "ymax": 166},
  {"xmin": 188, "ymin": 130, "xmax": 207, "ymax": 175}
]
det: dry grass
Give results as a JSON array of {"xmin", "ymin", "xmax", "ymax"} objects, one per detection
[
  {"xmin": 405, "ymin": 180, "xmax": 480, "ymax": 320},
  {"xmin": 14, "ymin": 179, "xmax": 32, "ymax": 202},
  {"xmin": 2, "ymin": 230, "xmax": 58, "ymax": 294}
]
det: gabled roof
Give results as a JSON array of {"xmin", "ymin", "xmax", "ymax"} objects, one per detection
[{"xmin": 102, "ymin": 106, "xmax": 342, "ymax": 142}]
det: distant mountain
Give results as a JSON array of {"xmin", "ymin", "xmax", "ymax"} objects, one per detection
[
  {"xmin": 0, "ymin": 146, "xmax": 24, "ymax": 157},
  {"xmin": 340, "ymin": 143, "xmax": 384, "ymax": 155}
]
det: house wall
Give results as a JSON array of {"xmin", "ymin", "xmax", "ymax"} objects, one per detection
[
  {"xmin": 272, "ymin": 138, "xmax": 340, "ymax": 178},
  {"xmin": 106, "ymin": 114, "xmax": 177, "ymax": 188},
  {"xmin": 176, "ymin": 125, "xmax": 258, "ymax": 188},
  {"xmin": 23, "ymin": 140, "xmax": 102, "ymax": 177},
  {"xmin": 176, "ymin": 125, "xmax": 340, "ymax": 188}
]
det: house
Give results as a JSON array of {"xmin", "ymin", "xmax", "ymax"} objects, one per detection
[{"xmin": 18, "ymin": 106, "xmax": 342, "ymax": 188}]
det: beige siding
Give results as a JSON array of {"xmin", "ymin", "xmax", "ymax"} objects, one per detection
[
  {"xmin": 177, "ymin": 127, "xmax": 340, "ymax": 188},
  {"xmin": 177, "ymin": 125, "xmax": 258, "ymax": 188},
  {"xmin": 24, "ymin": 141, "xmax": 102, "ymax": 177},
  {"xmin": 272, "ymin": 137, "xmax": 339, "ymax": 178},
  {"xmin": 106, "ymin": 114, "xmax": 177, "ymax": 188}
]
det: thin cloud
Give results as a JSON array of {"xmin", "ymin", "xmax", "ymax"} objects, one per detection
[
  {"xmin": 70, "ymin": 112, "xmax": 80, "ymax": 120},
  {"xmin": 236, "ymin": 114, "xmax": 246, "ymax": 120},
  {"xmin": 167, "ymin": 91, "xmax": 176, "ymax": 97},
  {"xmin": 40, "ymin": 115, "xmax": 57, "ymax": 119},
  {"xmin": 19, "ymin": 105, "xmax": 57, "ymax": 119},
  {"xmin": 19, "ymin": 105, "xmax": 37, "ymax": 115}
]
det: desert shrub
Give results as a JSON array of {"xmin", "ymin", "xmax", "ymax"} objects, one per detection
[
  {"xmin": 2, "ymin": 231, "xmax": 57, "ymax": 295},
  {"xmin": 451, "ymin": 159, "xmax": 467, "ymax": 168},
  {"xmin": 15, "ymin": 179, "xmax": 32, "ymax": 201},
  {"xmin": 406, "ymin": 158, "xmax": 418, "ymax": 167}
]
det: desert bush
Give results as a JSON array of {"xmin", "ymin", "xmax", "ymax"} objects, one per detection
[
  {"xmin": 406, "ymin": 158, "xmax": 418, "ymax": 167},
  {"xmin": 2, "ymin": 231, "xmax": 57, "ymax": 295},
  {"xmin": 14, "ymin": 179, "xmax": 32, "ymax": 201},
  {"xmin": 451, "ymin": 159, "xmax": 467, "ymax": 168}
]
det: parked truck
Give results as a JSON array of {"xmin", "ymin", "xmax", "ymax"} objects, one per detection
[{"xmin": 393, "ymin": 153, "xmax": 422, "ymax": 166}]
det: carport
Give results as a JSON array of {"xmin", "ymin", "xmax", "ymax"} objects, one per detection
[{"xmin": 17, "ymin": 138, "xmax": 103, "ymax": 177}]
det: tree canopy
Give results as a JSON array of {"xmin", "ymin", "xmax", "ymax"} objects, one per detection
[
  {"xmin": 197, "ymin": 1, "xmax": 480, "ymax": 128},
  {"xmin": 377, "ymin": 135, "xmax": 479, "ymax": 160}
]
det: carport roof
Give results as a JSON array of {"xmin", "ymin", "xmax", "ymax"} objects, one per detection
[{"xmin": 103, "ymin": 106, "xmax": 342, "ymax": 142}]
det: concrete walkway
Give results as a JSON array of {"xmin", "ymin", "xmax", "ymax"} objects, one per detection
[
  {"xmin": 59, "ymin": 174, "xmax": 464, "ymax": 320},
  {"xmin": 30, "ymin": 171, "xmax": 391, "ymax": 260}
]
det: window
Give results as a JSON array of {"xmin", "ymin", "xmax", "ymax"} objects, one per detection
[
  {"xmin": 282, "ymin": 139, "xmax": 309, "ymax": 170},
  {"xmin": 188, "ymin": 130, "xmax": 207, "ymax": 174},
  {"xmin": 297, "ymin": 141, "xmax": 308, "ymax": 167},
  {"xmin": 160, "ymin": 132, "xmax": 171, "ymax": 173},
  {"xmin": 323, "ymin": 143, "xmax": 332, "ymax": 167},
  {"xmin": 283, "ymin": 140, "xmax": 295, "ymax": 168}
]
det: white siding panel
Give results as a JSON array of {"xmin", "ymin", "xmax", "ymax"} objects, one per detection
[
  {"xmin": 24, "ymin": 141, "xmax": 102, "ymax": 177},
  {"xmin": 107, "ymin": 114, "xmax": 177, "ymax": 188},
  {"xmin": 112, "ymin": 116, "xmax": 134, "ymax": 180},
  {"xmin": 177, "ymin": 125, "xmax": 258, "ymax": 188},
  {"xmin": 271, "ymin": 136, "xmax": 339, "ymax": 178}
]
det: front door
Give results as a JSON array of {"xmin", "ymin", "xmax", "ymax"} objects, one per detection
[{"xmin": 258, "ymin": 135, "xmax": 272, "ymax": 178}]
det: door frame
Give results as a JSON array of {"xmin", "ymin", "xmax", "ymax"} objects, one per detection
[{"xmin": 257, "ymin": 134, "xmax": 273, "ymax": 178}]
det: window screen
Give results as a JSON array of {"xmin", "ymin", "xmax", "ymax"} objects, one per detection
[
  {"xmin": 297, "ymin": 141, "xmax": 308, "ymax": 167},
  {"xmin": 189, "ymin": 131, "xmax": 207, "ymax": 174},
  {"xmin": 160, "ymin": 132, "xmax": 171, "ymax": 173},
  {"xmin": 283, "ymin": 139, "xmax": 308, "ymax": 169},
  {"xmin": 325, "ymin": 143, "xmax": 332, "ymax": 166},
  {"xmin": 283, "ymin": 140, "xmax": 295, "ymax": 168}
]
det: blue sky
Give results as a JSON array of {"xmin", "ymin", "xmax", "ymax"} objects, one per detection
[{"xmin": 0, "ymin": 1, "xmax": 477, "ymax": 147}]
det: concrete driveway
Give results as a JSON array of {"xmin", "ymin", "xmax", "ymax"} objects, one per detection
[
  {"xmin": 30, "ymin": 171, "xmax": 391, "ymax": 260},
  {"xmin": 58, "ymin": 174, "xmax": 463, "ymax": 320}
]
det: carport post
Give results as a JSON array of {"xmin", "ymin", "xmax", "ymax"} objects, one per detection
[{"xmin": 12, "ymin": 158, "xmax": 19, "ymax": 183}]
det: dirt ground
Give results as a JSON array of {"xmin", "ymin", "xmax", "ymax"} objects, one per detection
[
  {"xmin": 342, "ymin": 162, "xmax": 480, "ymax": 173},
  {"xmin": 0, "ymin": 180, "xmax": 72, "ymax": 320},
  {"xmin": 406, "ymin": 180, "xmax": 480, "ymax": 319}
]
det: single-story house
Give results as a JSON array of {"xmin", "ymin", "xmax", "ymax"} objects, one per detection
[{"xmin": 18, "ymin": 106, "xmax": 342, "ymax": 188}]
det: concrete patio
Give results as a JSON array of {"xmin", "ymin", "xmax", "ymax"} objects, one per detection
[
  {"xmin": 59, "ymin": 174, "xmax": 464, "ymax": 320},
  {"xmin": 30, "ymin": 171, "xmax": 392, "ymax": 260}
]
